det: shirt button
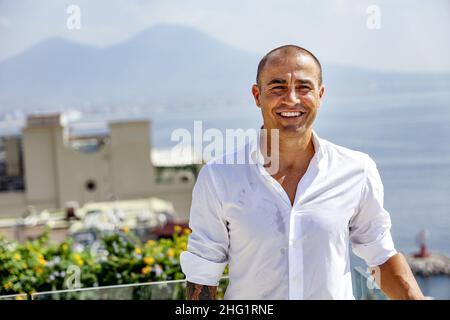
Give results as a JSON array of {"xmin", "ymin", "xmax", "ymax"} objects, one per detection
[{"xmin": 280, "ymin": 248, "xmax": 286, "ymax": 255}]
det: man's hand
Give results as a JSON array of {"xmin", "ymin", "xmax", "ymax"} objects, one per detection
[
  {"xmin": 375, "ymin": 253, "xmax": 425, "ymax": 300},
  {"xmin": 186, "ymin": 281, "xmax": 217, "ymax": 300}
]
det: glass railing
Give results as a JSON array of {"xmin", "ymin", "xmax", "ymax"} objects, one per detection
[
  {"xmin": 0, "ymin": 293, "xmax": 28, "ymax": 300},
  {"xmin": 30, "ymin": 277, "xmax": 229, "ymax": 300},
  {"xmin": 1, "ymin": 268, "xmax": 387, "ymax": 300},
  {"xmin": 353, "ymin": 266, "xmax": 388, "ymax": 300}
]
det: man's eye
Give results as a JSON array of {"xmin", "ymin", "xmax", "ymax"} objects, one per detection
[
  {"xmin": 297, "ymin": 86, "xmax": 310, "ymax": 90},
  {"xmin": 271, "ymin": 86, "xmax": 285, "ymax": 90}
]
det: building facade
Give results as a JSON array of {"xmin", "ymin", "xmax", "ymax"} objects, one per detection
[{"xmin": 0, "ymin": 113, "xmax": 196, "ymax": 222}]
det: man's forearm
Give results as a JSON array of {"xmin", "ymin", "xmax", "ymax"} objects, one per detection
[
  {"xmin": 186, "ymin": 281, "xmax": 217, "ymax": 300},
  {"xmin": 376, "ymin": 253, "xmax": 425, "ymax": 300}
]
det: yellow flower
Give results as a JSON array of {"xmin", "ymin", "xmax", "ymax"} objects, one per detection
[
  {"xmin": 13, "ymin": 253, "xmax": 21, "ymax": 261},
  {"xmin": 73, "ymin": 253, "xmax": 84, "ymax": 266},
  {"xmin": 183, "ymin": 228, "xmax": 191, "ymax": 235},
  {"xmin": 178, "ymin": 242, "xmax": 187, "ymax": 251},
  {"xmin": 141, "ymin": 266, "xmax": 152, "ymax": 275},
  {"xmin": 174, "ymin": 225, "xmax": 182, "ymax": 233},
  {"xmin": 123, "ymin": 226, "xmax": 130, "ymax": 234},
  {"xmin": 134, "ymin": 247, "xmax": 142, "ymax": 255},
  {"xmin": 38, "ymin": 255, "xmax": 47, "ymax": 266},
  {"xmin": 144, "ymin": 256, "xmax": 155, "ymax": 265},
  {"xmin": 15, "ymin": 295, "xmax": 24, "ymax": 300},
  {"xmin": 146, "ymin": 240, "xmax": 155, "ymax": 246},
  {"xmin": 36, "ymin": 267, "xmax": 43, "ymax": 274},
  {"xmin": 62, "ymin": 243, "xmax": 69, "ymax": 252},
  {"xmin": 167, "ymin": 249, "xmax": 175, "ymax": 258},
  {"xmin": 3, "ymin": 282, "xmax": 12, "ymax": 290}
]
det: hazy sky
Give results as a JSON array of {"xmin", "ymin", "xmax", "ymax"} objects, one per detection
[{"xmin": 1, "ymin": 0, "xmax": 449, "ymax": 72}]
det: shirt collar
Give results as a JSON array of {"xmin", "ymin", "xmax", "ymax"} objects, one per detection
[
  {"xmin": 249, "ymin": 127, "xmax": 325, "ymax": 170},
  {"xmin": 311, "ymin": 129, "xmax": 325, "ymax": 165}
]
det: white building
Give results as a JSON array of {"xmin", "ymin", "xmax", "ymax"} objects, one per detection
[{"xmin": 0, "ymin": 113, "xmax": 197, "ymax": 222}]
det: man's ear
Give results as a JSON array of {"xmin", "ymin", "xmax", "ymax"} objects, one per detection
[
  {"xmin": 317, "ymin": 84, "xmax": 325, "ymax": 107},
  {"xmin": 252, "ymin": 84, "xmax": 261, "ymax": 108}
]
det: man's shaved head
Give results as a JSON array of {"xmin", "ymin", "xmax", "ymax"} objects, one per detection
[{"xmin": 256, "ymin": 45, "xmax": 322, "ymax": 87}]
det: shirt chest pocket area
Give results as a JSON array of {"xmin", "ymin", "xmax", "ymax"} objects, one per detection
[
  {"xmin": 226, "ymin": 193, "xmax": 288, "ymax": 240},
  {"xmin": 293, "ymin": 208, "xmax": 351, "ymax": 243}
]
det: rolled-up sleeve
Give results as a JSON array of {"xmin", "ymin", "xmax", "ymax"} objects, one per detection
[
  {"xmin": 349, "ymin": 155, "xmax": 397, "ymax": 267},
  {"xmin": 180, "ymin": 164, "xmax": 229, "ymax": 286}
]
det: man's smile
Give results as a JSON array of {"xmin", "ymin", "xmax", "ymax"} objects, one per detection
[{"xmin": 276, "ymin": 110, "xmax": 306, "ymax": 120}]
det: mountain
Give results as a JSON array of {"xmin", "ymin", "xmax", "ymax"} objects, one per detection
[
  {"xmin": 0, "ymin": 23, "xmax": 449, "ymax": 113},
  {"xmin": 0, "ymin": 24, "xmax": 258, "ymax": 111}
]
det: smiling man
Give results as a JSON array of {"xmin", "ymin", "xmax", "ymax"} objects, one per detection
[{"xmin": 180, "ymin": 45, "xmax": 424, "ymax": 300}]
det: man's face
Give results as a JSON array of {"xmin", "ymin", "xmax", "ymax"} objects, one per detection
[{"xmin": 252, "ymin": 53, "xmax": 325, "ymax": 136}]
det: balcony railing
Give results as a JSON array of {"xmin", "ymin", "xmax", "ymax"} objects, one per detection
[
  {"xmin": 353, "ymin": 266, "xmax": 388, "ymax": 300},
  {"xmin": 1, "ymin": 267, "xmax": 388, "ymax": 300},
  {"xmin": 0, "ymin": 293, "xmax": 28, "ymax": 300},
  {"xmin": 30, "ymin": 277, "xmax": 229, "ymax": 300}
]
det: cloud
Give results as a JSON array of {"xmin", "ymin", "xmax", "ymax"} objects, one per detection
[
  {"xmin": 0, "ymin": 16, "xmax": 10, "ymax": 29},
  {"xmin": 126, "ymin": 1, "xmax": 210, "ymax": 26}
]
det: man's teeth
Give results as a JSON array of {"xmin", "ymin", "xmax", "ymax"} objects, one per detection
[{"xmin": 280, "ymin": 111, "xmax": 304, "ymax": 117}]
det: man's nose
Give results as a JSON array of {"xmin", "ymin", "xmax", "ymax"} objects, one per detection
[{"xmin": 284, "ymin": 86, "xmax": 300, "ymax": 105}]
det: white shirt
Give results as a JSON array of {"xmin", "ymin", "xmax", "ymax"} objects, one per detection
[{"xmin": 180, "ymin": 130, "xmax": 397, "ymax": 300}]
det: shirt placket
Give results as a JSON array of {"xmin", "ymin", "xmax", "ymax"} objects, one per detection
[
  {"xmin": 257, "ymin": 163, "xmax": 318, "ymax": 300},
  {"xmin": 288, "ymin": 203, "xmax": 302, "ymax": 299},
  {"xmin": 251, "ymin": 133, "xmax": 322, "ymax": 300}
]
